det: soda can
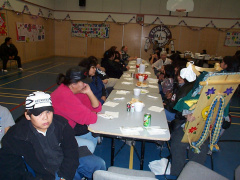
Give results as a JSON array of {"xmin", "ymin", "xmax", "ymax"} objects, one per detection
[
  {"xmin": 131, "ymin": 103, "xmax": 135, "ymax": 112},
  {"xmin": 143, "ymin": 113, "xmax": 151, "ymax": 127},
  {"xmin": 127, "ymin": 102, "xmax": 131, "ymax": 112}
]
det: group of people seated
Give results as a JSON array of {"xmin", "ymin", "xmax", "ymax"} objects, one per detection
[{"xmin": 0, "ymin": 44, "xmax": 239, "ymax": 179}]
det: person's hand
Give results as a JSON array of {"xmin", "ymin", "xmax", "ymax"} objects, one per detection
[
  {"xmin": 79, "ymin": 84, "xmax": 92, "ymax": 94},
  {"xmin": 101, "ymin": 96, "xmax": 106, "ymax": 102},
  {"xmin": 126, "ymin": 66, "xmax": 130, "ymax": 70},
  {"xmin": 102, "ymin": 79, "xmax": 108, "ymax": 84},
  {"xmin": 115, "ymin": 59, "xmax": 120, "ymax": 62},
  {"xmin": 163, "ymin": 102, "xmax": 166, "ymax": 105},
  {"xmin": 186, "ymin": 114, "xmax": 195, "ymax": 122}
]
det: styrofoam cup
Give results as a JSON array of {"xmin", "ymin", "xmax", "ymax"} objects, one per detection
[
  {"xmin": 134, "ymin": 102, "xmax": 144, "ymax": 112},
  {"xmin": 134, "ymin": 88, "xmax": 141, "ymax": 96},
  {"xmin": 139, "ymin": 76, "xmax": 144, "ymax": 82}
]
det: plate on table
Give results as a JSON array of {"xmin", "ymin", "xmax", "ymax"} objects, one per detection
[
  {"xmin": 141, "ymin": 89, "xmax": 149, "ymax": 94},
  {"xmin": 136, "ymin": 81, "xmax": 148, "ymax": 88}
]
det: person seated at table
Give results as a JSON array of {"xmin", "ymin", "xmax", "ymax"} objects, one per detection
[
  {"xmin": 149, "ymin": 51, "xmax": 160, "ymax": 65},
  {"xmin": 0, "ymin": 104, "xmax": 15, "ymax": 148},
  {"xmin": 233, "ymin": 50, "xmax": 240, "ymax": 72},
  {"xmin": 79, "ymin": 58, "xmax": 107, "ymax": 105},
  {"xmin": 120, "ymin": 45, "xmax": 137, "ymax": 65},
  {"xmin": 163, "ymin": 67, "xmax": 194, "ymax": 123},
  {"xmin": 152, "ymin": 51, "xmax": 172, "ymax": 76},
  {"xmin": 159, "ymin": 64, "xmax": 175, "ymax": 98},
  {"xmin": 201, "ymin": 49, "xmax": 207, "ymax": 54},
  {"xmin": 88, "ymin": 56, "xmax": 118, "ymax": 94},
  {"xmin": 101, "ymin": 50, "xmax": 129, "ymax": 79},
  {"xmin": 0, "ymin": 37, "xmax": 23, "ymax": 72},
  {"xmin": 51, "ymin": 66, "xmax": 102, "ymax": 153},
  {"xmin": 0, "ymin": 91, "xmax": 106, "ymax": 180}
]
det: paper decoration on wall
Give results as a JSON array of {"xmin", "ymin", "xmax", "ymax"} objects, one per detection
[
  {"xmin": 16, "ymin": 22, "xmax": 45, "ymax": 42},
  {"xmin": 0, "ymin": 13, "xmax": 7, "ymax": 36},
  {"xmin": 224, "ymin": 32, "xmax": 240, "ymax": 46},
  {"xmin": 71, "ymin": 23, "xmax": 109, "ymax": 38}
]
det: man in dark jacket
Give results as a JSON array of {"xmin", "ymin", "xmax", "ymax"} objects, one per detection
[
  {"xmin": 101, "ymin": 50, "xmax": 129, "ymax": 79},
  {"xmin": 0, "ymin": 37, "xmax": 23, "ymax": 72},
  {"xmin": 0, "ymin": 91, "xmax": 105, "ymax": 180}
]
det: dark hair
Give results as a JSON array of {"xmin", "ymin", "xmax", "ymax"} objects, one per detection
[
  {"xmin": 79, "ymin": 57, "xmax": 98, "ymax": 86},
  {"xmin": 202, "ymin": 49, "xmax": 207, "ymax": 54},
  {"xmin": 121, "ymin": 46, "xmax": 126, "ymax": 51},
  {"xmin": 170, "ymin": 53, "xmax": 181, "ymax": 62},
  {"xmin": 109, "ymin": 46, "xmax": 117, "ymax": 52},
  {"xmin": 79, "ymin": 58, "xmax": 97, "ymax": 73},
  {"xmin": 104, "ymin": 50, "xmax": 115, "ymax": 59},
  {"xmin": 5, "ymin": 37, "xmax": 11, "ymax": 44},
  {"xmin": 56, "ymin": 66, "xmax": 86, "ymax": 85},
  {"xmin": 222, "ymin": 56, "xmax": 234, "ymax": 72},
  {"xmin": 164, "ymin": 64, "xmax": 175, "ymax": 79}
]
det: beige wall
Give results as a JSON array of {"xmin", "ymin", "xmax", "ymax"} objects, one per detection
[
  {"xmin": 54, "ymin": 20, "xmax": 240, "ymax": 60},
  {"xmin": 0, "ymin": 10, "xmax": 55, "ymax": 63}
]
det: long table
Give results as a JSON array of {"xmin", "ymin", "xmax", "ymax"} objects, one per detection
[
  {"xmin": 113, "ymin": 61, "xmax": 159, "ymax": 93},
  {"xmin": 89, "ymin": 60, "xmax": 170, "ymax": 170}
]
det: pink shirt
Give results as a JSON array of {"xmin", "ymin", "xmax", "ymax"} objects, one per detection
[{"xmin": 51, "ymin": 84, "xmax": 102, "ymax": 128}]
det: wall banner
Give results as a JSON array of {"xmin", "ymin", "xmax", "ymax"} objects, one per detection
[
  {"xmin": 224, "ymin": 32, "xmax": 240, "ymax": 47},
  {"xmin": 16, "ymin": 22, "xmax": 45, "ymax": 42},
  {"xmin": 71, "ymin": 23, "xmax": 109, "ymax": 38},
  {"xmin": 0, "ymin": 13, "xmax": 7, "ymax": 36}
]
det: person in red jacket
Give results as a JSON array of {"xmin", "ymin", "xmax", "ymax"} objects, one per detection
[{"xmin": 51, "ymin": 66, "xmax": 102, "ymax": 153}]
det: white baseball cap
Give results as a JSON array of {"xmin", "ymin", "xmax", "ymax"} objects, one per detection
[{"xmin": 25, "ymin": 91, "xmax": 53, "ymax": 116}]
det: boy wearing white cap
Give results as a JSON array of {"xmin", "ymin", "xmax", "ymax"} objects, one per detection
[{"xmin": 0, "ymin": 91, "xmax": 105, "ymax": 180}]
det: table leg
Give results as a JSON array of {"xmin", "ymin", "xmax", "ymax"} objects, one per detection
[
  {"xmin": 140, "ymin": 140, "xmax": 145, "ymax": 170},
  {"xmin": 111, "ymin": 138, "xmax": 115, "ymax": 166},
  {"xmin": 129, "ymin": 145, "xmax": 134, "ymax": 169}
]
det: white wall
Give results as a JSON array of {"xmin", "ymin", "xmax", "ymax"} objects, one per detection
[
  {"xmin": 1, "ymin": 0, "xmax": 54, "ymax": 18},
  {"xmin": 3, "ymin": 0, "xmax": 240, "ymax": 28}
]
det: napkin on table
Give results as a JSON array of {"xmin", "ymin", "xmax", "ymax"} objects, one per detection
[
  {"xmin": 145, "ymin": 126, "xmax": 168, "ymax": 135},
  {"xmin": 148, "ymin": 106, "xmax": 164, "ymax": 112},
  {"xmin": 122, "ymin": 74, "xmax": 131, "ymax": 78},
  {"xmin": 103, "ymin": 101, "xmax": 119, "ymax": 107},
  {"xmin": 124, "ymin": 78, "xmax": 133, "ymax": 81},
  {"xmin": 147, "ymin": 95, "xmax": 158, "ymax": 99},
  {"xmin": 120, "ymin": 126, "xmax": 143, "ymax": 135},
  {"xmin": 148, "ymin": 85, "xmax": 158, "ymax": 88},
  {"xmin": 116, "ymin": 90, "xmax": 130, "ymax": 95},
  {"xmin": 122, "ymin": 82, "xmax": 133, "ymax": 85}
]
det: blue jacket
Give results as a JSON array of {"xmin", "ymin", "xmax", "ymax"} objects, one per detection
[{"xmin": 89, "ymin": 76, "xmax": 106, "ymax": 105}]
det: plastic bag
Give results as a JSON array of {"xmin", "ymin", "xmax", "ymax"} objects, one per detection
[
  {"xmin": 180, "ymin": 63, "xmax": 196, "ymax": 82},
  {"xmin": 148, "ymin": 158, "xmax": 171, "ymax": 175}
]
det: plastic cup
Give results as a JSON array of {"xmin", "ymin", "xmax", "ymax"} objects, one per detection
[
  {"xmin": 137, "ymin": 58, "xmax": 142, "ymax": 65},
  {"xmin": 139, "ymin": 76, "xmax": 144, "ymax": 82},
  {"xmin": 134, "ymin": 102, "xmax": 144, "ymax": 112},
  {"xmin": 134, "ymin": 88, "xmax": 141, "ymax": 96}
]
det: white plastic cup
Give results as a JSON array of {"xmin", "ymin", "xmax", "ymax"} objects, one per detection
[
  {"xmin": 137, "ymin": 58, "xmax": 142, "ymax": 65},
  {"xmin": 134, "ymin": 102, "xmax": 144, "ymax": 112},
  {"xmin": 133, "ymin": 88, "xmax": 141, "ymax": 96},
  {"xmin": 139, "ymin": 64, "xmax": 145, "ymax": 73},
  {"xmin": 139, "ymin": 76, "xmax": 144, "ymax": 82}
]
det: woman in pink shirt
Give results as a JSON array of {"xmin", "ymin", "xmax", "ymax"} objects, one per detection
[{"xmin": 51, "ymin": 66, "xmax": 102, "ymax": 153}]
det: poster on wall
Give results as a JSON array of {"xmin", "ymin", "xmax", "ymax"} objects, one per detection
[
  {"xmin": 71, "ymin": 23, "xmax": 109, "ymax": 38},
  {"xmin": 16, "ymin": 23, "xmax": 45, "ymax": 42},
  {"xmin": 224, "ymin": 32, "xmax": 240, "ymax": 46},
  {"xmin": 0, "ymin": 13, "xmax": 7, "ymax": 36}
]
